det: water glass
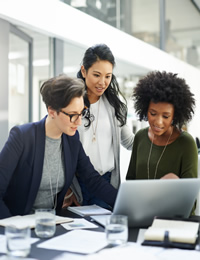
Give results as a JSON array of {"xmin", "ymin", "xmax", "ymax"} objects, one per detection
[
  {"xmin": 35, "ymin": 208, "xmax": 56, "ymax": 238},
  {"xmin": 105, "ymin": 215, "xmax": 128, "ymax": 246},
  {"xmin": 5, "ymin": 225, "xmax": 31, "ymax": 257}
]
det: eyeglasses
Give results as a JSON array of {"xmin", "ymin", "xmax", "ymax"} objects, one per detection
[{"xmin": 60, "ymin": 106, "xmax": 88, "ymax": 123}]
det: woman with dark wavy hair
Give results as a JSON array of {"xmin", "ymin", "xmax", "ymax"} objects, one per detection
[
  {"xmin": 126, "ymin": 71, "xmax": 198, "ymax": 182},
  {"xmin": 63, "ymin": 44, "xmax": 134, "ymax": 209}
]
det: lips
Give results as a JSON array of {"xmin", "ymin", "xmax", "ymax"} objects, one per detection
[
  {"xmin": 96, "ymin": 87, "xmax": 105, "ymax": 91},
  {"xmin": 153, "ymin": 125, "xmax": 163, "ymax": 132}
]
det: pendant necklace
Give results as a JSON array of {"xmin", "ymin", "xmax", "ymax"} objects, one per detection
[
  {"xmin": 90, "ymin": 98, "xmax": 100, "ymax": 142},
  {"xmin": 147, "ymin": 127, "xmax": 173, "ymax": 179}
]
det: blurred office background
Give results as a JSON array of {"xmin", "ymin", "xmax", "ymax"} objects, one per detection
[{"xmin": 0, "ymin": 0, "xmax": 200, "ymax": 178}]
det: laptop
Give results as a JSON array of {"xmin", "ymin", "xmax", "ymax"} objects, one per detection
[{"xmin": 112, "ymin": 178, "xmax": 200, "ymax": 228}]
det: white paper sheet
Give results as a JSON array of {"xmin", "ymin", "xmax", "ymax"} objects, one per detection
[
  {"xmin": 84, "ymin": 243, "xmax": 160, "ymax": 260},
  {"xmin": 136, "ymin": 228, "xmax": 147, "ymax": 244},
  {"xmin": 84, "ymin": 242, "xmax": 200, "ymax": 260},
  {"xmin": 44, "ymin": 240, "xmax": 200, "ymax": 260},
  {"xmin": 53, "ymin": 252, "xmax": 87, "ymax": 260},
  {"xmin": 61, "ymin": 218, "xmax": 98, "ymax": 230},
  {"xmin": 52, "ymin": 243, "xmax": 161, "ymax": 260},
  {"xmin": 37, "ymin": 230, "xmax": 108, "ymax": 254},
  {"xmin": 157, "ymin": 248, "xmax": 200, "ymax": 260}
]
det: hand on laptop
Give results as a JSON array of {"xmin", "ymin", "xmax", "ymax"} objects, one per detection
[{"xmin": 161, "ymin": 173, "xmax": 179, "ymax": 179}]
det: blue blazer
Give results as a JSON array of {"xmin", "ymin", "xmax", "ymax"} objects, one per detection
[{"xmin": 0, "ymin": 117, "xmax": 117, "ymax": 219}]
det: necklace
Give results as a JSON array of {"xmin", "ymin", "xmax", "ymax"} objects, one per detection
[
  {"xmin": 90, "ymin": 98, "xmax": 100, "ymax": 142},
  {"xmin": 45, "ymin": 138, "xmax": 62, "ymax": 209},
  {"xmin": 147, "ymin": 127, "xmax": 173, "ymax": 179},
  {"xmin": 48, "ymin": 158, "xmax": 61, "ymax": 209}
]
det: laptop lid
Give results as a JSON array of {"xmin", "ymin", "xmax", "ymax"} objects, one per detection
[{"xmin": 113, "ymin": 178, "xmax": 200, "ymax": 228}]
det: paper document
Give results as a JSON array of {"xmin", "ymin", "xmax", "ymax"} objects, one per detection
[
  {"xmin": 137, "ymin": 229, "xmax": 147, "ymax": 244},
  {"xmin": 68, "ymin": 204, "xmax": 111, "ymax": 217},
  {"xmin": 79, "ymin": 242, "xmax": 159, "ymax": 260},
  {"xmin": 0, "ymin": 214, "xmax": 73, "ymax": 228},
  {"xmin": 61, "ymin": 218, "xmax": 98, "ymax": 230},
  {"xmin": 37, "ymin": 229, "xmax": 108, "ymax": 254},
  {"xmin": 144, "ymin": 219, "xmax": 199, "ymax": 244},
  {"xmin": 53, "ymin": 243, "xmax": 200, "ymax": 260}
]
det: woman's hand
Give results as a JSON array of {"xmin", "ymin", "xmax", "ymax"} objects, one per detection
[
  {"xmin": 62, "ymin": 188, "xmax": 81, "ymax": 208},
  {"xmin": 161, "ymin": 173, "xmax": 179, "ymax": 179}
]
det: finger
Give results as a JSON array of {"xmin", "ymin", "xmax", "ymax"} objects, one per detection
[
  {"xmin": 62, "ymin": 199, "xmax": 72, "ymax": 208},
  {"xmin": 62, "ymin": 202, "xmax": 68, "ymax": 208},
  {"xmin": 74, "ymin": 200, "xmax": 81, "ymax": 206}
]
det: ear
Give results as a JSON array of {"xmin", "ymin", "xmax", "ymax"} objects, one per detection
[
  {"xmin": 48, "ymin": 107, "xmax": 56, "ymax": 119},
  {"xmin": 81, "ymin": 65, "xmax": 86, "ymax": 78}
]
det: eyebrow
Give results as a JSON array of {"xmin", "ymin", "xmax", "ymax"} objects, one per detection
[
  {"xmin": 149, "ymin": 109, "xmax": 171, "ymax": 115},
  {"xmin": 93, "ymin": 70, "xmax": 112, "ymax": 75},
  {"xmin": 63, "ymin": 107, "xmax": 85, "ymax": 114}
]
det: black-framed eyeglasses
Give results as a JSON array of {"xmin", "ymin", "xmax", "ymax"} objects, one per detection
[{"xmin": 60, "ymin": 106, "xmax": 88, "ymax": 123}]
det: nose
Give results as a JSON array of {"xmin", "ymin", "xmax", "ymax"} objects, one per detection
[
  {"xmin": 98, "ymin": 76, "xmax": 105, "ymax": 86},
  {"xmin": 155, "ymin": 116, "xmax": 163, "ymax": 126}
]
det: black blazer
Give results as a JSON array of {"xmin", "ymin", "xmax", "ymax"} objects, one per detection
[{"xmin": 0, "ymin": 117, "xmax": 117, "ymax": 219}]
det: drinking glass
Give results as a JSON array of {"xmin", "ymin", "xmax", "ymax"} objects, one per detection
[
  {"xmin": 5, "ymin": 225, "xmax": 31, "ymax": 257},
  {"xmin": 35, "ymin": 208, "xmax": 56, "ymax": 238},
  {"xmin": 105, "ymin": 215, "xmax": 128, "ymax": 246}
]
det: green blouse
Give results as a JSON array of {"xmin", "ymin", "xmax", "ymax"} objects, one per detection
[{"xmin": 126, "ymin": 127, "xmax": 198, "ymax": 180}]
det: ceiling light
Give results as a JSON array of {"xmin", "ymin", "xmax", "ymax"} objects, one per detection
[
  {"xmin": 33, "ymin": 59, "xmax": 50, "ymax": 67},
  {"xmin": 8, "ymin": 52, "xmax": 23, "ymax": 60}
]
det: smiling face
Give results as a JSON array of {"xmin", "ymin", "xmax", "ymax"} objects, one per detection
[
  {"xmin": 147, "ymin": 101, "xmax": 174, "ymax": 137},
  {"xmin": 47, "ymin": 96, "xmax": 84, "ymax": 138},
  {"xmin": 81, "ymin": 60, "xmax": 113, "ymax": 103}
]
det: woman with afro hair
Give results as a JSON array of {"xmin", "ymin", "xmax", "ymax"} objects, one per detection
[{"xmin": 126, "ymin": 71, "xmax": 198, "ymax": 181}]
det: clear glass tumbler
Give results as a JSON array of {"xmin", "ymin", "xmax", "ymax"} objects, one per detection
[
  {"xmin": 35, "ymin": 208, "xmax": 56, "ymax": 238},
  {"xmin": 105, "ymin": 215, "xmax": 128, "ymax": 246},
  {"xmin": 5, "ymin": 225, "xmax": 31, "ymax": 257}
]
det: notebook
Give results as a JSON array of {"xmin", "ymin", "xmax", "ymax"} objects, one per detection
[
  {"xmin": 142, "ymin": 218, "xmax": 200, "ymax": 249},
  {"xmin": 0, "ymin": 214, "xmax": 73, "ymax": 228},
  {"xmin": 112, "ymin": 178, "xmax": 200, "ymax": 227},
  {"xmin": 68, "ymin": 205, "xmax": 111, "ymax": 217}
]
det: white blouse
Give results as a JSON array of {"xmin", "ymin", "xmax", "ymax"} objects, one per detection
[{"xmin": 78, "ymin": 97, "xmax": 114, "ymax": 175}]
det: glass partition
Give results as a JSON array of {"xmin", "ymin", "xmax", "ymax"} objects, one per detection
[{"xmin": 8, "ymin": 33, "xmax": 29, "ymax": 129}]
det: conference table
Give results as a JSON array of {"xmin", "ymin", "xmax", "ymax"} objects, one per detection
[
  {"xmin": 0, "ymin": 209, "xmax": 199, "ymax": 260},
  {"xmin": 0, "ymin": 208, "xmax": 140, "ymax": 260}
]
